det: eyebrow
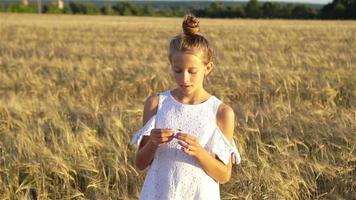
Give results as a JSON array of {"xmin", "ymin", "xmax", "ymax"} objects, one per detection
[{"xmin": 173, "ymin": 66, "xmax": 198, "ymax": 69}]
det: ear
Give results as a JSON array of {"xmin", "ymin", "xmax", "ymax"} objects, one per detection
[{"xmin": 205, "ymin": 62, "xmax": 213, "ymax": 76}]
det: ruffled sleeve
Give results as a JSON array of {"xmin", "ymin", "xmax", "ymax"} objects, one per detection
[
  {"xmin": 130, "ymin": 115, "xmax": 156, "ymax": 148},
  {"xmin": 206, "ymin": 126, "xmax": 241, "ymax": 165}
]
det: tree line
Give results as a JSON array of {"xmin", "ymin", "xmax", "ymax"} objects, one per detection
[{"xmin": 1, "ymin": 0, "xmax": 355, "ymax": 19}]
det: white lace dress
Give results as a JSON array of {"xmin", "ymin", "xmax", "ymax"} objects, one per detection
[{"xmin": 131, "ymin": 90, "xmax": 241, "ymax": 200}]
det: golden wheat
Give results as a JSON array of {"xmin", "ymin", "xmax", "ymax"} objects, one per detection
[{"xmin": 0, "ymin": 13, "xmax": 355, "ymax": 199}]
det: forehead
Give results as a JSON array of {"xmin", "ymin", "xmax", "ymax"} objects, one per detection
[{"xmin": 171, "ymin": 51, "xmax": 204, "ymax": 67}]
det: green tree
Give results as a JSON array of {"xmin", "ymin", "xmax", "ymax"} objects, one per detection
[
  {"xmin": 278, "ymin": 4, "xmax": 294, "ymax": 18},
  {"xmin": 262, "ymin": 2, "xmax": 280, "ymax": 18},
  {"xmin": 245, "ymin": 0, "xmax": 262, "ymax": 18},
  {"xmin": 6, "ymin": 4, "xmax": 36, "ymax": 13},
  {"xmin": 159, "ymin": 8, "xmax": 173, "ymax": 17},
  {"xmin": 1, "ymin": 3, "xmax": 5, "ymax": 12},
  {"xmin": 291, "ymin": 5, "xmax": 317, "ymax": 19},
  {"xmin": 123, "ymin": 7, "xmax": 132, "ymax": 15},
  {"xmin": 42, "ymin": 4, "xmax": 63, "ymax": 14},
  {"xmin": 114, "ymin": 2, "xmax": 133, "ymax": 15},
  {"xmin": 101, "ymin": 4, "xmax": 115, "ymax": 15},
  {"xmin": 142, "ymin": 5, "xmax": 155, "ymax": 16},
  {"xmin": 68, "ymin": 2, "xmax": 84, "ymax": 14},
  {"xmin": 171, "ymin": 7, "xmax": 185, "ymax": 17},
  {"xmin": 208, "ymin": 2, "xmax": 225, "ymax": 18},
  {"xmin": 86, "ymin": 3, "xmax": 100, "ymax": 15},
  {"xmin": 225, "ymin": 5, "xmax": 235, "ymax": 18},
  {"xmin": 320, "ymin": 0, "xmax": 356, "ymax": 19},
  {"xmin": 234, "ymin": 6, "xmax": 245, "ymax": 18},
  {"xmin": 131, "ymin": 4, "xmax": 143, "ymax": 16}
]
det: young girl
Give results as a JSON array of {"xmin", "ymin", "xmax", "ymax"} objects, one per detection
[{"xmin": 131, "ymin": 14, "xmax": 241, "ymax": 200}]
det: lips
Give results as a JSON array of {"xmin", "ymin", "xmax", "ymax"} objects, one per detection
[{"xmin": 180, "ymin": 85, "xmax": 192, "ymax": 88}]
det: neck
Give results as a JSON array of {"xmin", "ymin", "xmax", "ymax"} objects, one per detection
[{"xmin": 172, "ymin": 87, "xmax": 210, "ymax": 104}]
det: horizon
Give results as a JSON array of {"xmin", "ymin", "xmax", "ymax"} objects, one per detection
[
  {"xmin": 3, "ymin": 0, "xmax": 334, "ymax": 5},
  {"xmin": 255, "ymin": 0, "xmax": 332, "ymax": 4},
  {"xmin": 122, "ymin": 0, "xmax": 333, "ymax": 5}
]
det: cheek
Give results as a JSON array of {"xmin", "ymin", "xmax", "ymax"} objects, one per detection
[
  {"xmin": 187, "ymin": 74, "xmax": 202, "ymax": 85},
  {"xmin": 195, "ymin": 72, "xmax": 205, "ymax": 80},
  {"xmin": 172, "ymin": 73, "xmax": 183, "ymax": 82}
]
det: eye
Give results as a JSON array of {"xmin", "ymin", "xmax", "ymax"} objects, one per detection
[
  {"xmin": 189, "ymin": 70, "xmax": 198, "ymax": 74},
  {"xmin": 174, "ymin": 69, "xmax": 182, "ymax": 73}
]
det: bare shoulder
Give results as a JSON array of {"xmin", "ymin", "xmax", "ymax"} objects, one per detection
[
  {"xmin": 143, "ymin": 94, "xmax": 159, "ymax": 125},
  {"xmin": 216, "ymin": 103, "xmax": 235, "ymax": 142}
]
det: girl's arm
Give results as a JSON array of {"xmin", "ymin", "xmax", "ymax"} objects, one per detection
[
  {"xmin": 134, "ymin": 94, "xmax": 159, "ymax": 170},
  {"xmin": 177, "ymin": 103, "xmax": 235, "ymax": 183}
]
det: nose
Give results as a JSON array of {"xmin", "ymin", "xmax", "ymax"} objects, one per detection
[{"xmin": 181, "ymin": 71, "xmax": 190, "ymax": 84}]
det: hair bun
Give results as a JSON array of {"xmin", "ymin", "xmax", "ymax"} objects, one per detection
[{"xmin": 182, "ymin": 14, "xmax": 200, "ymax": 36}]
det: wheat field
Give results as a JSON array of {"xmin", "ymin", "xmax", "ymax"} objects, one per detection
[{"xmin": 0, "ymin": 13, "xmax": 355, "ymax": 200}]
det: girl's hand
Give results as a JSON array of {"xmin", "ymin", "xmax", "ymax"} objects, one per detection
[
  {"xmin": 149, "ymin": 128, "xmax": 174, "ymax": 147},
  {"xmin": 175, "ymin": 132, "xmax": 205, "ymax": 158}
]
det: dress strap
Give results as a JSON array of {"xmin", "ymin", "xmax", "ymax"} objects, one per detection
[
  {"xmin": 130, "ymin": 115, "xmax": 156, "ymax": 147},
  {"xmin": 207, "ymin": 126, "xmax": 241, "ymax": 165},
  {"xmin": 212, "ymin": 96, "xmax": 223, "ymax": 117},
  {"xmin": 157, "ymin": 90, "xmax": 170, "ymax": 112}
]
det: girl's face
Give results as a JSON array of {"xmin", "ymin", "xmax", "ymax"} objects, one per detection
[{"xmin": 170, "ymin": 51, "xmax": 212, "ymax": 95}]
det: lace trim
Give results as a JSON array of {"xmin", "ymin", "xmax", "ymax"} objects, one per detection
[
  {"xmin": 208, "ymin": 126, "xmax": 241, "ymax": 165},
  {"xmin": 130, "ymin": 115, "xmax": 156, "ymax": 147}
]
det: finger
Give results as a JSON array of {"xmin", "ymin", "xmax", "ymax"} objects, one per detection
[
  {"xmin": 176, "ymin": 133, "xmax": 189, "ymax": 141},
  {"xmin": 151, "ymin": 134, "xmax": 161, "ymax": 139},
  {"xmin": 167, "ymin": 135, "xmax": 175, "ymax": 141},
  {"xmin": 163, "ymin": 135, "xmax": 176, "ymax": 143},
  {"xmin": 186, "ymin": 134, "xmax": 197, "ymax": 141},
  {"xmin": 155, "ymin": 129, "xmax": 174, "ymax": 137},
  {"xmin": 177, "ymin": 132, "xmax": 197, "ymax": 140},
  {"xmin": 151, "ymin": 128, "xmax": 172, "ymax": 135},
  {"xmin": 179, "ymin": 141, "xmax": 197, "ymax": 152},
  {"xmin": 160, "ymin": 137, "xmax": 171, "ymax": 143},
  {"xmin": 177, "ymin": 132, "xmax": 188, "ymax": 137},
  {"xmin": 161, "ymin": 132, "xmax": 174, "ymax": 137},
  {"xmin": 185, "ymin": 137, "xmax": 196, "ymax": 145},
  {"xmin": 177, "ymin": 135, "xmax": 196, "ymax": 146},
  {"xmin": 151, "ymin": 132, "xmax": 172, "ymax": 139},
  {"xmin": 166, "ymin": 136, "xmax": 175, "ymax": 142},
  {"xmin": 161, "ymin": 128, "xmax": 173, "ymax": 133},
  {"xmin": 178, "ymin": 140, "xmax": 189, "ymax": 148},
  {"xmin": 150, "ymin": 129, "xmax": 159, "ymax": 135},
  {"xmin": 182, "ymin": 147, "xmax": 194, "ymax": 156},
  {"xmin": 188, "ymin": 145, "xmax": 197, "ymax": 151},
  {"xmin": 151, "ymin": 135, "xmax": 166, "ymax": 144},
  {"xmin": 158, "ymin": 134, "xmax": 174, "ymax": 141}
]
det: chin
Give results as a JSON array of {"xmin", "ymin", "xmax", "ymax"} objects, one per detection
[{"xmin": 179, "ymin": 86, "xmax": 195, "ymax": 94}]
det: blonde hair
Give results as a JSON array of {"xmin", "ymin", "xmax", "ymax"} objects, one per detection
[{"xmin": 168, "ymin": 14, "xmax": 213, "ymax": 66}]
